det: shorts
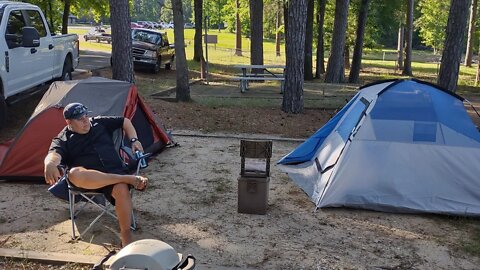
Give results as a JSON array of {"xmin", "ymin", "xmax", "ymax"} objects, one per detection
[{"xmin": 69, "ymin": 167, "xmax": 129, "ymax": 206}]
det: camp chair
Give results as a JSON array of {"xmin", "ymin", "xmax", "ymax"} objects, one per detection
[
  {"xmin": 51, "ymin": 131, "xmax": 151, "ymax": 241},
  {"xmin": 240, "ymin": 139, "xmax": 272, "ymax": 178}
]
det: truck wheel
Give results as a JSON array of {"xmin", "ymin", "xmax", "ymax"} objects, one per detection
[
  {"xmin": 61, "ymin": 58, "xmax": 73, "ymax": 81},
  {"xmin": 152, "ymin": 59, "xmax": 161, "ymax": 74},
  {"xmin": 165, "ymin": 55, "xmax": 175, "ymax": 70},
  {"xmin": 0, "ymin": 95, "xmax": 6, "ymax": 130},
  {"xmin": 96, "ymin": 38, "xmax": 100, "ymax": 43}
]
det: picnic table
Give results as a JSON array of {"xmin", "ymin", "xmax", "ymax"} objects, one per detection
[{"xmin": 233, "ymin": 64, "xmax": 286, "ymax": 93}]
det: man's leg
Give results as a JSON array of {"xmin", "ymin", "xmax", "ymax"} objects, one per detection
[
  {"xmin": 111, "ymin": 183, "xmax": 133, "ymax": 247},
  {"xmin": 68, "ymin": 167, "xmax": 146, "ymax": 190}
]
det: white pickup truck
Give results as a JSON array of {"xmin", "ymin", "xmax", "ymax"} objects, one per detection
[{"xmin": 0, "ymin": 1, "xmax": 79, "ymax": 128}]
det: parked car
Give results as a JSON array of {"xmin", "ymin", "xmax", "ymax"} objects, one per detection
[
  {"xmin": 137, "ymin": 21, "xmax": 154, "ymax": 29},
  {"xmin": 131, "ymin": 22, "xmax": 142, "ymax": 29},
  {"xmin": 131, "ymin": 29, "xmax": 175, "ymax": 73},
  {"xmin": 184, "ymin": 23, "xmax": 194, "ymax": 29},
  {"xmin": 0, "ymin": 1, "xmax": 79, "ymax": 128},
  {"xmin": 83, "ymin": 27, "xmax": 111, "ymax": 43}
]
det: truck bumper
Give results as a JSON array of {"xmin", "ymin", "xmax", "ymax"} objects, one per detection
[{"xmin": 133, "ymin": 57, "xmax": 157, "ymax": 66}]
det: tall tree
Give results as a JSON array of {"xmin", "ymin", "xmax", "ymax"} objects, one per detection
[
  {"xmin": 348, "ymin": 0, "xmax": 369, "ymax": 83},
  {"xmin": 172, "ymin": 0, "xmax": 191, "ymax": 101},
  {"xmin": 283, "ymin": 0, "xmax": 307, "ymax": 113},
  {"xmin": 325, "ymin": 0, "xmax": 349, "ymax": 83},
  {"xmin": 304, "ymin": 0, "xmax": 314, "ymax": 80},
  {"xmin": 397, "ymin": 24, "xmax": 404, "ymax": 70},
  {"xmin": 438, "ymin": 0, "xmax": 471, "ymax": 92},
  {"xmin": 61, "ymin": 0, "xmax": 71, "ymax": 34},
  {"xmin": 110, "ymin": 0, "xmax": 134, "ymax": 83},
  {"xmin": 315, "ymin": 0, "xmax": 326, "ymax": 78},
  {"xmin": 275, "ymin": 1, "xmax": 282, "ymax": 57},
  {"xmin": 235, "ymin": 0, "xmax": 243, "ymax": 56},
  {"xmin": 465, "ymin": 0, "xmax": 478, "ymax": 66},
  {"xmin": 402, "ymin": 0, "xmax": 413, "ymax": 76},
  {"xmin": 416, "ymin": 0, "xmax": 450, "ymax": 54},
  {"xmin": 193, "ymin": 0, "xmax": 203, "ymax": 62},
  {"xmin": 249, "ymin": 0, "xmax": 264, "ymax": 73}
]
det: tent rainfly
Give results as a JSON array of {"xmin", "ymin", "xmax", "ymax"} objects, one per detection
[
  {"xmin": 278, "ymin": 79, "xmax": 480, "ymax": 216},
  {"xmin": 0, "ymin": 77, "xmax": 173, "ymax": 180}
]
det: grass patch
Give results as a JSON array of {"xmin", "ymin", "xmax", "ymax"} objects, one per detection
[
  {"xmin": 461, "ymin": 225, "xmax": 480, "ymax": 256},
  {"xmin": 461, "ymin": 222, "xmax": 480, "ymax": 257},
  {"xmin": 72, "ymin": 26, "xmax": 480, "ymax": 98}
]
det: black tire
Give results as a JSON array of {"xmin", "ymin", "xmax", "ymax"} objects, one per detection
[
  {"xmin": 96, "ymin": 37, "xmax": 100, "ymax": 43},
  {"xmin": 165, "ymin": 55, "xmax": 174, "ymax": 70},
  {"xmin": 61, "ymin": 58, "xmax": 73, "ymax": 81},
  {"xmin": 152, "ymin": 58, "xmax": 161, "ymax": 74},
  {"xmin": 0, "ymin": 95, "xmax": 6, "ymax": 130}
]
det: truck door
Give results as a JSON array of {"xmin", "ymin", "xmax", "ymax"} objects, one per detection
[
  {"xmin": 24, "ymin": 10, "xmax": 54, "ymax": 82},
  {"xmin": 3, "ymin": 9, "xmax": 53, "ymax": 96},
  {"xmin": 161, "ymin": 34, "xmax": 172, "ymax": 64}
]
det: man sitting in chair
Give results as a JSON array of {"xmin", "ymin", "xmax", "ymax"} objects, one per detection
[{"xmin": 44, "ymin": 102, "xmax": 148, "ymax": 247}]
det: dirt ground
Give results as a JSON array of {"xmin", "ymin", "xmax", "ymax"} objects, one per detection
[{"xmin": 1, "ymin": 70, "xmax": 480, "ymax": 269}]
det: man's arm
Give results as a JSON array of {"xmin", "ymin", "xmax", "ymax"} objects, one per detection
[
  {"xmin": 123, "ymin": 118, "xmax": 144, "ymax": 153},
  {"xmin": 44, "ymin": 151, "xmax": 62, "ymax": 185}
]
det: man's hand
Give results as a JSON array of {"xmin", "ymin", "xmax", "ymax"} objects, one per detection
[
  {"xmin": 132, "ymin": 140, "xmax": 144, "ymax": 153},
  {"xmin": 44, "ymin": 162, "xmax": 61, "ymax": 186},
  {"xmin": 44, "ymin": 152, "xmax": 62, "ymax": 186}
]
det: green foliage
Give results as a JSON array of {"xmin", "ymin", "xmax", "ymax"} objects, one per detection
[
  {"xmin": 71, "ymin": 0, "xmax": 110, "ymax": 24},
  {"xmin": 364, "ymin": 0, "xmax": 404, "ymax": 49},
  {"xmin": 222, "ymin": 0, "xmax": 250, "ymax": 34},
  {"xmin": 131, "ymin": 0, "xmax": 163, "ymax": 22},
  {"xmin": 203, "ymin": 0, "xmax": 228, "ymax": 29},
  {"xmin": 415, "ymin": 0, "xmax": 450, "ymax": 53}
]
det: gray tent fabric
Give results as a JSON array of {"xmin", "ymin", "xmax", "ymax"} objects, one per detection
[
  {"xmin": 32, "ymin": 77, "xmax": 130, "ymax": 120},
  {"xmin": 278, "ymin": 79, "xmax": 480, "ymax": 216}
]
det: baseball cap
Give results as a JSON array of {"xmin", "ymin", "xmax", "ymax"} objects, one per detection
[{"xmin": 63, "ymin": 103, "xmax": 90, "ymax": 120}]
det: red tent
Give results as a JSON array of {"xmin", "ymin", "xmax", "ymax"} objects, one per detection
[{"xmin": 0, "ymin": 77, "xmax": 173, "ymax": 180}]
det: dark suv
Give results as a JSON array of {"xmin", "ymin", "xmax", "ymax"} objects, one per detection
[{"xmin": 131, "ymin": 28, "xmax": 175, "ymax": 73}]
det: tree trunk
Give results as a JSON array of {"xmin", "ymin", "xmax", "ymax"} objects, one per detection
[
  {"xmin": 172, "ymin": 0, "xmax": 191, "ymax": 101},
  {"xmin": 397, "ymin": 24, "xmax": 404, "ymax": 71},
  {"xmin": 283, "ymin": 0, "xmax": 307, "ymax": 114},
  {"xmin": 61, "ymin": 0, "xmax": 71, "ymax": 34},
  {"xmin": 438, "ymin": 0, "xmax": 471, "ymax": 92},
  {"xmin": 465, "ymin": 0, "xmax": 477, "ymax": 66},
  {"xmin": 275, "ymin": 2, "xmax": 281, "ymax": 57},
  {"xmin": 348, "ymin": 0, "xmax": 369, "ymax": 83},
  {"xmin": 235, "ymin": 0, "xmax": 243, "ymax": 56},
  {"xmin": 110, "ymin": 0, "xmax": 134, "ymax": 83},
  {"xmin": 476, "ymin": 39, "xmax": 480, "ymax": 85},
  {"xmin": 283, "ymin": 2, "xmax": 288, "ymax": 39},
  {"xmin": 325, "ymin": 0, "xmax": 349, "ymax": 83},
  {"xmin": 304, "ymin": 0, "xmax": 314, "ymax": 80},
  {"xmin": 48, "ymin": 1, "xmax": 54, "ymax": 32},
  {"xmin": 315, "ymin": 0, "xmax": 326, "ymax": 78},
  {"xmin": 402, "ymin": 0, "xmax": 413, "ymax": 76},
  {"xmin": 344, "ymin": 46, "xmax": 350, "ymax": 69},
  {"xmin": 249, "ymin": 0, "xmax": 264, "ymax": 73},
  {"xmin": 193, "ymin": 0, "xmax": 203, "ymax": 62}
]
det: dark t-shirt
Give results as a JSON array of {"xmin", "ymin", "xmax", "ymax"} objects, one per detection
[{"xmin": 49, "ymin": 116, "xmax": 127, "ymax": 174}]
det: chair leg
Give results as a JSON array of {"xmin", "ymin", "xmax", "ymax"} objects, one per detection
[
  {"xmin": 131, "ymin": 209, "xmax": 137, "ymax": 231},
  {"xmin": 130, "ymin": 190, "xmax": 137, "ymax": 231},
  {"xmin": 68, "ymin": 191, "xmax": 77, "ymax": 240}
]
